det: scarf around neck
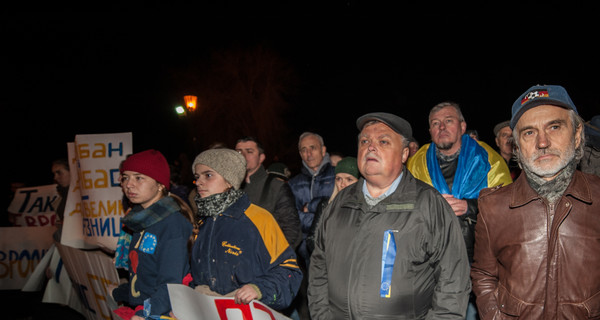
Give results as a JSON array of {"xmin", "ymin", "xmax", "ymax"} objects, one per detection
[
  {"xmin": 121, "ymin": 196, "xmax": 179, "ymax": 232},
  {"xmin": 523, "ymin": 157, "xmax": 577, "ymax": 205},
  {"xmin": 426, "ymin": 134, "xmax": 490, "ymax": 199},
  {"xmin": 195, "ymin": 189, "xmax": 244, "ymax": 219}
]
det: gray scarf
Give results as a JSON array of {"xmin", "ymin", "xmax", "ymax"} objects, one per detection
[
  {"xmin": 523, "ymin": 159, "xmax": 577, "ymax": 205},
  {"xmin": 195, "ymin": 189, "xmax": 244, "ymax": 219}
]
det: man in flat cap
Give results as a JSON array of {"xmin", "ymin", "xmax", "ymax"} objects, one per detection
[
  {"xmin": 493, "ymin": 120, "xmax": 521, "ymax": 180},
  {"xmin": 308, "ymin": 112, "xmax": 471, "ymax": 319},
  {"xmin": 471, "ymin": 85, "xmax": 600, "ymax": 319}
]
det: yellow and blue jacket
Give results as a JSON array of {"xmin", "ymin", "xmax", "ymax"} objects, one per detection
[{"xmin": 190, "ymin": 193, "xmax": 302, "ymax": 310}]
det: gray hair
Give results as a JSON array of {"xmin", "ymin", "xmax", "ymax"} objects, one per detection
[
  {"xmin": 298, "ymin": 132, "xmax": 325, "ymax": 150},
  {"xmin": 428, "ymin": 101, "xmax": 465, "ymax": 125}
]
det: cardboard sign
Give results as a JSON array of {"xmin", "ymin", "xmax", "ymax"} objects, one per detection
[
  {"xmin": 0, "ymin": 226, "xmax": 54, "ymax": 289},
  {"xmin": 55, "ymin": 242, "xmax": 120, "ymax": 320},
  {"xmin": 7, "ymin": 185, "xmax": 59, "ymax": 227},
  {"xmin": 67, "ymin": 133, "xmax": 132, "ymax": 251}
]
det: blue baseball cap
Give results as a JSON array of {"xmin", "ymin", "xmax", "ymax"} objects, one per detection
[{"xmin": 510, "ymin": 85, "xmax": 578, "ymax": 129}]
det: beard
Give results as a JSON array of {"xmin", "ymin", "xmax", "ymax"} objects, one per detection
[
  {"xmin": 436, "ymin": 141, "xmax": 455, "ymax": 151},
  {"xmin": 518, "ymin": 144, "xmax": 575, "ymax": 179}
]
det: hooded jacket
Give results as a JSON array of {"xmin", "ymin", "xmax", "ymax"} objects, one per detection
[
  {"xmin": 308, "ymin": 169, "xmax": 471, "ymax": 319},
  {"xmin": 471, "ymin": 170, "xmax": 600, "ymax": 319}
]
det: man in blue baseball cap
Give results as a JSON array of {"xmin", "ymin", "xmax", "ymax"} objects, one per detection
[{"xmin": 472, "ymin": 85, "xmax": 600, "ymax": 318}]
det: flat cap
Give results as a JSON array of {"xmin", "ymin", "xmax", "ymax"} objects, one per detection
[
  {"xmin": 356, "ymin": 112, "xmax": 412, "ymax": 139},
  {"xmin": 493, "ymin": 120, "xmax": 511, "ymax": 136}
]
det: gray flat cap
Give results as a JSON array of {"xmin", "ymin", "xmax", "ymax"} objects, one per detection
[{"xmin": 356, "ymin": 112, "xmax": 412, "ymax": 139}]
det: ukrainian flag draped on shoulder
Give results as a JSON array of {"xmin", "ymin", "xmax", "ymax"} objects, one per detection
[{"xmin": 408, "ymin": 134, "xmax": 512, "ymax": 199}]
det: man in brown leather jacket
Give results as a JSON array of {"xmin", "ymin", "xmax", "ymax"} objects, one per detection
[{"xmin": 471, "ymin": 84, "xmax": 600, "ymax": 319}]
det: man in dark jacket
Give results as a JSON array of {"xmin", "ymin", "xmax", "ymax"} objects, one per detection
[
  {"xmin": 308, "ymin": 112, "xmax": 471, "ymax": 319},
  {"xmin": 288, "ymin": 132, "xmax": 335, "ymax": 266},
  {"xmin": 471, "ymin": 85, "xmax": 600, "ymax": 319},
  {"xmin": 235, "ymin": 136, "xmax": 302, "ymax": 249}
]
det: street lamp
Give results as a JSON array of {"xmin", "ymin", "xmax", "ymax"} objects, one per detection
[{"xmin": 184, "ymin": 95, "xmax": 197, "ymax": 112}]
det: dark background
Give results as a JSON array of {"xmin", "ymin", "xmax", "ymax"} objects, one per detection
[{"xmin": 3, "ymin": 6, "xmax": 599, "ymax": 188}]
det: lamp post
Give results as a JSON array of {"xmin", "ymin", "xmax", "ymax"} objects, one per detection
[
  {"xmin": 179, "ymin": 95, "xmax": 199, "ymax": 155},
  {"xmin": 183, "ymin": 95, "xmax": 197, "ymax": 113}
]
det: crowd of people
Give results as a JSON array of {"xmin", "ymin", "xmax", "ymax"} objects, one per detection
[{"xmin": 8, "ymin": 84, "xmax": 600, "ymax": 320}]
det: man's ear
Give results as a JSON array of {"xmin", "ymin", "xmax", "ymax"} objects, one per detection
[
  {"xmin": 259, "ymin": 153, "xmax": 266, "ymax": 165},
  {"xmin": 461, "ymin": 121, "xmax": 467, "ymax": 135}
]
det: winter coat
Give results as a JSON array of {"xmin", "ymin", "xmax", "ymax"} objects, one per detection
[
  {"xmin": 190, "ymin": 193, "xmax": 303, "ymax": 311},
  {"xmin": 471, "ymin": 170, "xmax": 600, "ymax": 319},
  {"xmin": 308, "ymin": 169, "xmax": 471, "ymax": 319},
  {"xmin": 288, "ymin": 157, "xmax": 335, "ymax": 265},
  {"xmin": 112, "ymin": 197, "xmax": 193, "ymax": 317}
]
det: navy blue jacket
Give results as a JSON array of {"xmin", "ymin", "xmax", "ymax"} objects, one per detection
[
  {"xmin": 190, "ymin": 193, "xmax": 302, "ymax": 310},
  {"xmin": 112, "ymin": 197, "xmax": 193, "ymax": 317},
  {"xmin": 288, "ymin": 161, "xmax": 335, "ymax": 235}
]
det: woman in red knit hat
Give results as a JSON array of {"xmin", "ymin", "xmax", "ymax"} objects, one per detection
[{"xmin": 111, "ymin": 149, "xmax": 195, "ymax": 320}]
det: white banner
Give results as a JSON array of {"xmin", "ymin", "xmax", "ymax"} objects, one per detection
[
  {"xmin": 72, "ymin": 133, "xmax": 132, "ymax": 251},
  {"xmin": 168, "ymin": 284, "xmax": 291, "ymax": 320},
  {"xmin": 7, "ymin": 184, "xmax": 59, "ymax": 227},
  {"xmin": 0, "ymin": 226, "xmax": 54, "ymax": 290}
]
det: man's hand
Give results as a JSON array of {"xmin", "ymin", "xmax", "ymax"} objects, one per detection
[
  {"xmin": 442, "ymin": 194, "xmax": 468, "ymax": 216},
  {"xmin": 234, "ymin": 284, "xmax": 260, "ymax": 305}
]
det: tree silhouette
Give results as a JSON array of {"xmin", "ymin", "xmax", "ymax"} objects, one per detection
[{"xmin": 170, "ymin": 42, "xmax": 300, "ymax": 166}]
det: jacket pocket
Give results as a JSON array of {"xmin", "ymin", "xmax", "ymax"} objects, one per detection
[
  {"xmin": 496, "ymin": 285, "xmax": 524, "ymax": 317},
  {"xmin": 582, "ymin": 290, "xmax": 600, "ymax": 318}
]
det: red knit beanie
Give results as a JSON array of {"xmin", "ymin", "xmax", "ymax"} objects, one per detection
[{"xmin": 120, "ymin": 149, "xmax": 170, "ymax": 190}]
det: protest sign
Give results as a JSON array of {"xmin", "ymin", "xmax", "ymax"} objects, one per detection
[
  {"xmin": 0, "ymin": 226, "xmax": 54, "ymax": 290},
  {"xmin": 55, "ymin": 242, "xmax": 120, "ymax": 320},
  {"xmin": 70, "ymin": 132, "xmax": 132, "ymax": 251},
  {"xmin": 168, "ymin": 284, "xmax": 291, "ymax": 320},
  {"xmin": 61, "ymin": 142, "xmax": 95, "ymax": 249},
  {"xmin": 7, "ymin": 184, "xmax": 59, "ymax": 227}
]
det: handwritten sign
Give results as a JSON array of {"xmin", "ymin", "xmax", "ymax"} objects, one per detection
[
  {"xmin": 55, "ymin": 242, "xmax": 120, "ymax": 320},
  {"xmin": 67, "ymin": 133, "xmax": 132, "ymax": 250},
  {"xmin": 0, "ymin": 226, "xmax": 54, "ymax": 289},
  {"xmin": 7, "ymin": 185, "xmax": 59, "ymax": 227}
]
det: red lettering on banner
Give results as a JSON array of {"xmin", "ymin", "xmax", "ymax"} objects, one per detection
[
  {"xmin": 253, "ymin": 302, "xmax": 276, "ymax": 319},
  {"xmin": 215, "ymin": 299, "xmax": 253, "ymax": 319},
  {"xmin": 213, "ymin": 299, "xmax": 277, "ymax": 320}
]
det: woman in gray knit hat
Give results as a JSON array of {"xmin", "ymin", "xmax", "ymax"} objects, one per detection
[{"xmin": 188, "ymin": 148, "xmax": 303, "ymax": 311}]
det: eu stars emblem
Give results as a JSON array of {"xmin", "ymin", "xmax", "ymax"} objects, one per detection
[{"xmin": 140, "ymin": 232, "xmax": 157, "ymax": 254}]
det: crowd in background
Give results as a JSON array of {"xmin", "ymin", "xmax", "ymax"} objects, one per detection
[{"xmin": 4, "ymin": 84, "xmax": 600, "ymax": 320}]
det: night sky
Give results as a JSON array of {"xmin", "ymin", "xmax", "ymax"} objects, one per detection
[{"xmin": 3, "ymin": 7, "xmax": 599, "ymax": 187}]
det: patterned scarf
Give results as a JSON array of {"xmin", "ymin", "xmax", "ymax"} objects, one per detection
[
  {"xmin": 195, "ymin": 189, "xmax": 244, "ymax": 219},
  {"xmin": 523, "ymin": 158, "xmax": 577, "ymax": 206},
  {"xmin": 121, "ymin": 196, "xmax": 178, "ymax": 232},
  {"xmin": 115, "ymin": 196, "xmax": 179, "ymax": 269}
]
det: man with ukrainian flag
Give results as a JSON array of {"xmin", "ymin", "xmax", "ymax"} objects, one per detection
[{"xmin": 407, "ymin": 101, "xmax": 512, "ymax": 319}]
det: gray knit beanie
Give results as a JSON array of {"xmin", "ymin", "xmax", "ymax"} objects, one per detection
[{"xmin": 192, "ymin": 148, "xmax": 247, "ymax": 190}]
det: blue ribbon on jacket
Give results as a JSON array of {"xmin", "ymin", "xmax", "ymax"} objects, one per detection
[
  {"xmin": 380, "ymin": 230, "xmax": 397, "ymax": 298},
  {"xmin": 426, "ymin": 134, "xmax": 490, "ymax": 199}
]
